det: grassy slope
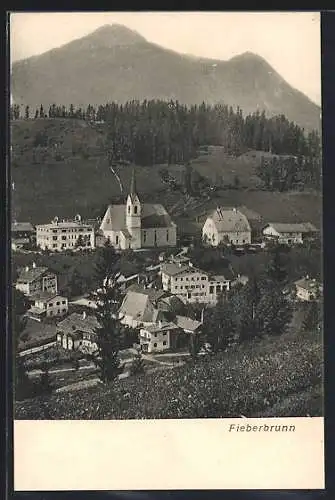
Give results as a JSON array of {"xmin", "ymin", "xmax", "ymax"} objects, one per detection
[
  {"xmin": 11, "ymin": 120, "xmax": 322, "ymax": 231},
  {"xmin": 15, "ymin": 329, "xmax": 322, "ymax": 419}
]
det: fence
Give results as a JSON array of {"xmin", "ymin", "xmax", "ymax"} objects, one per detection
[{"xmin": 18, "ymin": 341, "xmax": 56, "ymax": 357}]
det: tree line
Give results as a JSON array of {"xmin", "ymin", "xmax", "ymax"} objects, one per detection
[{"xmin": 11, "ymin": 100, "xmax": 320, "ymax": 175}]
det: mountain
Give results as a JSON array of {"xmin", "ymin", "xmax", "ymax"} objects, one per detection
[{"xmin": 11, "ymin": 24, "xmax": 320, "ymax": 131}]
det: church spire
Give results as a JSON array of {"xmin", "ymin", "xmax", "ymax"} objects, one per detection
[{"xmin": 130, "ymin": 167, "xmax": 137, "ymax": 196}]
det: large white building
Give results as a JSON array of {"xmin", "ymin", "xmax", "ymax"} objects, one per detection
[
  {"xmin": 160, "ymin": 260, "xmax": 237, "ymax": 305},
  {"xmin": 36, "ymin": 217, "xmax": 95, "ymax": 251},
  {"xmin": 100, "ymin": 169, "xmax": 177, "ymax": 250},
  {"xmin": 202, "ymin": 207, "xmax": 251, "ymax": 246}
]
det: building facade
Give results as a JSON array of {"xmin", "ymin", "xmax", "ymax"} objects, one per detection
[
  {"xmin": 36, "ymin": 218, "xmax": 95, "ymax": 251},
  {"xmin": 11, "ymin": 222, "xmax": 36, "ymax": 250},
  {"xmin": 56, "ymin": 312, "xmax": 99, "ymax": 352},
  {"xmin": 294, "ymin": 277, "xmax": 322, "ymax": 301},
  {"xmin": 262, "ymin": 223, "xmax": 318, "ymax": 245},
  {"xmin": 15, "ymin": 263, "xmax": 58, "ymax": 297},
  {"xmin": 160, "ymin": 261, "xmax": 236, "ymax": 305},
  {"xmin": 27, "ymin": 292, "xmax": 68, "ymax": 321},
  {"xmin": 100, "ymin": 169, "xmax": 177, "ymax": 250},
  {"xmin": 202, "ymin": 207, "xmax": 251, "ymax": 247}
]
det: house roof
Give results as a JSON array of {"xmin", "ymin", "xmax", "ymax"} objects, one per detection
[
  {"xmin": 210, "ymin": 269, "xmax": 236, "ymax": 282},
  {"xmin": 294, "ymin": 277, "xmax": 320, "ymax": 291},
  {"xmin": 264, "ymin": 222, "xmax": 318, "ymax": 234},
  {"xmin": 100, "ymin": 203, "xmax": 175, "ymax": 233},
  {"xmin": 160, "ymin": 262, "xmax": 204, "ymax": 277},
  {"xmin": 31, "ymin": 291, "xmax": 64, "ymax": 302},
  {"xmin": 16, "ymin": 266, "xmax": 49, "ymax": 283},
  {"xmin": 36, "ymin": 221, "xmax": 93, "ymax": 230},
  {"xmin": 57, "ymin": 313, "xmax": 99, "ymax": 335},
  {"xmin": 175, "ymin": 315, "xmax": 202, "ymax": 333},
  {"xmin": 11, "ymin": 222, "xmax": 35, "ymax": 233},
  {"xmin": 119, "ymin": 288, "xmax": 168, "ymax": 323},
  {"xmin": 27, "ymin": 306, "xmax": 46, "ymax": 316},
  {"xmin": 145, "ymin": 321, "xmax": 178, "ymax": 333},
  {"xmin": 208, "ymin": 208, "xmax": 251, "ymax": 233},
  {"xmin": 126, "ymin": 284, "xmax": 166, "ymax": 302}
]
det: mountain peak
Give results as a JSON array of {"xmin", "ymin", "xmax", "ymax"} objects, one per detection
[{"xmin": 88, "ymin": 23, "xmax": 147, "ymax": 46}]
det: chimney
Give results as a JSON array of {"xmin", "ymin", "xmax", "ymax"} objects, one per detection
[
  {"xmin": 32, "ymin": 262, "xmax": 36, "ymax": 269},
  {"xmin": 82, "ymin": 311, "xmax": 87, "ymax": 320}
]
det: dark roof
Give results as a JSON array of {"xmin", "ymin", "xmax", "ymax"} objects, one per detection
[
  {"xmin": 17, "ymin": 266, "xmax": 49, "ymax": 283},
  {"xmin": 160, "ymin": 262, "xmax": 205, "ymax": 277},
  {"xmin": 175, "ymin": 315, "xmax": 202, "ymax": 333},
  {"xmin": 57, "ymin": 313, "xmax": 99, "ymax": 335}
]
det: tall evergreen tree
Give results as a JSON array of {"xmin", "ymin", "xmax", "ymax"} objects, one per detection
[
  {"xmin": 93, "ymin": 240, "xmax": 123, "ymax": 383},
  {"xmin": 266, "ymin": 246, "xmax": 288, "ymax": 287},
  {"xmin": 256, "ymin": 282, "xmax": 292, "ymax": 336}
]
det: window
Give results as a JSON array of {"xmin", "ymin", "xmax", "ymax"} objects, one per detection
[
  {"xmin": 79, "ymin": 228, "xmax": 83, "ymax": 232},
  {"xmin": 154, "ymin": 333, "xmax": 157, "ymax": 337},
  {"xmin": 216, "ymin": 285, "xmax": 221, "ymax": 293},
  {"xmin": 62, "ymin": 308, "xmax": 66, "ymax": 313},
  {"xmin": 58, "ymin": 309, "xmax": 61, "ymax": 314},
  {"xmin": 52, "ymin": 229, "xmax": 57, "ymax": 233},
  {"xmin": 116, "ymin": 235, "xmax": 119, "ymax": 245},
  {"xmin": 56, "ymin": 301, "xmax": 60, "ymax": 305},
  {"xmin": 201, "ymin": 276, "xmax": 206, "ymax": 280},
  {"xmin": 48, "ymin": 303, "xmax": 53, "ymax": 307},
  {"xmin": 180, "ymin": 286, "xmax": 183, "ymax": 290},
  {"xmin": 153, "ymin": 343, "xmax": 157, "ymax": 348},
  {"xmin": 128, "ymin": 206, "xmax": 130, "ymax": 214},
  {"xmin": 62, "ymin": 300, "xmax": 66, "ymax": 305},
  {"xmin": 209, "ymin": 286, "xmax": 214, "ymax": 294},
  {"xmin": 53, "ymin": 244, "xmax": 57, "ymax": 248},
  {"xmin": 180, "ymin": 277, "xmax": 183, "ymax": 281},
  {"xmin": 243, "ymin": 240, "xmax": 245, "ymax": 244},
  {"xmin": 163, "ymin": 332, "xmax": 167, "ymax": 336},
  {"xmin": 175, "ymin": 286, "xmax": 178, "ymax": 290},
  {"xmin": 134, "ymin": 206, "xmax": 138, "ymax": 215},
  {"xmin": 154, "ymin": 231, "xmax": 157, "ymax": 243},
  {"xmin": 143, "ymin": 231, "xmax": 146, "ymax": 243},
  {"xmin": 166, "ymin": 230, "xmax": 169, "ymax": 242},
  {"xmin": 163, "ymin": 341, "xmax": 167, "ymax": 346},
  {"xmin": 191, "ymin": 277, "xmax": 194, "ymax": 281},
  {"xmin": 186, "ymin": 277, "xmax": 189, "ymax": 281},
  {"xmin": 50, "ymin": 311, "xmax": 53, "ymax": 316},
  {"xmin": 52, "ymin": 236, "xmax": 57, "ymax": 241},
  {"xmin": 61, "ymin": 236, "xmax": 66, "ymax": 240},
  {"xmin": 62, "ymin": 229, "xmax": 66, "ymax": 233}
]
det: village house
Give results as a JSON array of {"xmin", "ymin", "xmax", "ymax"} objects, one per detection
[
  {"xmin": 294, "ymin": 277, "xmax": 323, "ymax": 302},
  {"xmin": 26, "ymin": 291, "xmax": 68, "ymax": 322},
  {"xmin": 36, "ymin": 216, "xmax": 95, "ymax": 251},
  {"xmin": 15, "ymin": 263, "xmax": 58, "ymax": 297},
  {"xmin": 56, "ymin": 311, "xmax": 99, "ymax": 352},
  {"xmin": 11, "ymin": 221, "xmax": 36, "ymax": 250},
  {"xmin": 262, "ymin": 222, "xmax": 318, "ymax": 245},
  {"xmin": 118, "ymin": 285, "xmax": 182, "ymax": 329},
  {"xmin": 160, "ymin": 260, "xmax": 237, "ymax": 305},
  {"xmin": 139, "ymin": 314, "xmax": 203, "ymax": 353},
  {"xmin": 100, "ymin": 169, "xmax": 177, "ymax": 250},
  {"xmin": 202, "ymin": 207, "xmax": 252, "ymax": 246}
]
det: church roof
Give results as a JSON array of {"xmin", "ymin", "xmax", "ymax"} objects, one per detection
[{"xmin": 100, "ymin": 203, "xmax": 175, "ymax": 232}]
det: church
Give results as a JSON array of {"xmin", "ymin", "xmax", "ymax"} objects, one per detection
[{"xmin": 99, "ymin": 169, "xmax": 177, "ymax": 250}]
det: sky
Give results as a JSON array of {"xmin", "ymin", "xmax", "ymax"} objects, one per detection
[{"xmin": 10, "ymin": 11, "xmax": 321, "ymax": 105}]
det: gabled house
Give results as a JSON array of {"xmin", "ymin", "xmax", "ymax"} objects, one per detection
[
  {"xmin": 262, "ymin": 222, "xmax": 318, "ymax": 245},
  {"xmin": 26, "ymin": 291, "xmax": 68, "ymax": 322},
  {"xmin": 202, "ymin": 207, "xmax": 251, "ymax": 246},
  {"xmin": 118, "ymin": 285, "xmax": 174, "ymax": 328},
  {"xmin": 11, "ymin": 221, "xmax": 36, "ymax": 250},
  {"xmin": 294, "ymin": 277, "xmax": 323, "ymax": 302},
  {"xmin": 56, "ymin": 311, "xmax": 100, "ymax": 352},
  {"xmin": 15, "ymin": 263, "xmax": 58, "ymax": 297}
]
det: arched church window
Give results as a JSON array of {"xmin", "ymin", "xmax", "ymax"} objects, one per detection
[
  {"xmin": 128, "ymin": 206, "xmax": 130, "ymax": 214},
  {"xmin": 134, "ymin": 206, "xmax": 138, "ymax": 215}
]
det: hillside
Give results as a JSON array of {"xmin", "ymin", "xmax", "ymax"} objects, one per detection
[
  {"xmin": 11, "ymin": 119, "xmax": 322, "ymax": 227},
  {"xmin": 11, "ymin": 24, "xmax": 320, "ymax": 132},
  {"xmin": 15, "ymin": 329, "xmax": 322, "ymax": 419}
]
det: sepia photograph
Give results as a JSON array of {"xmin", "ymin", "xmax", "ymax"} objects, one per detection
[{"xmin": 10, "ymin": 11, "xmax": 323, "ymax": 423}]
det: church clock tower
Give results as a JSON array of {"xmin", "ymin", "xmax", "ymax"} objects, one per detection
[{"xmin": 126, "ymin": 168, "xmax": 142, "ymax": 249}]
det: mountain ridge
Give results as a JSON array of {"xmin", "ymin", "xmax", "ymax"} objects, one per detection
[{"xmin": 11, "ymin": 24, "xmax": 320, "ymax": 131}]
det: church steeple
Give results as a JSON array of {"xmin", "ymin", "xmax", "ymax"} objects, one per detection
[{"xmin": 129, "ymin": 167, "xmax": 138, "ymax": 202}]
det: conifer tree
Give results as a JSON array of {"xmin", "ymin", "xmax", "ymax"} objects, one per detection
[
  {"xmin": 266, "ymin": 245, "xmax": 288, "ymax": 287},
  {"xmin": 93, "ymin": 240, "xmax": 123, "ymax": 383}
]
